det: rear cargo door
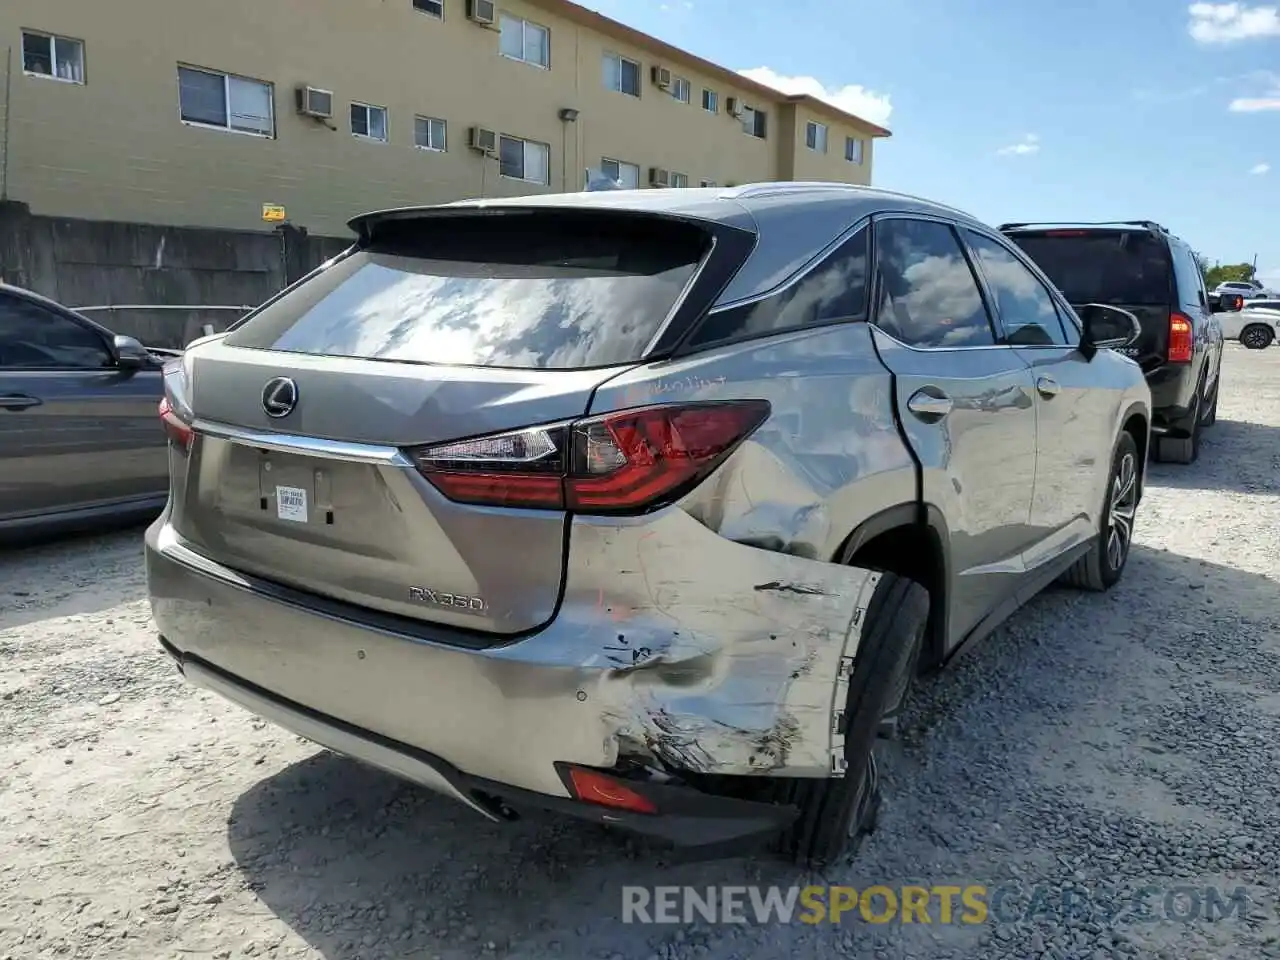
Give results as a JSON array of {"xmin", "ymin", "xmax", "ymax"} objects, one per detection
[
  {"xmin": 1004, "ymin": 229, "xmax": 1174, "ymax": 367},
  {"xmin": 170, "ymin": 209, "xmax": 723, "ymax": 638}
]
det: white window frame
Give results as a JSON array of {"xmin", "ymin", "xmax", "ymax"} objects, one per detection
[
  {"xmin": 806, "ymin": 121, "xmax": 828, "ymax": 153},
  {"xmin": 177, "ymin": 65, "xmax": 275, "ymax": 138},
  {"xmin": 351, "ymin": 101, "xmax": 389, "ymax": 142},
  {"xmin": 701, "ymin": 88, "xmax": 718, "ymax": 114},
  {"xmin": 670, "ymin": 172, "xmax": 689, "ymax": 188},
  {"xmin": 20, "ymin": 30, "xmax": 85, "ymax": 84},
  {"xmin": 600, "ymin": 157, "xmax": 640, "ymax": 189},
  {"xmin": 499, "ymin": 134, "xmax": 550, "ymax": 185},
  {"xmin": 499, "ymin": 14, "xmax": 550, "ymax": 68},
  {"xmin": 671, "ymin": 76, "xmax": 691, "ymax": 103},
  {"xmin": 414, "ymin": 115, "xmax": 447, "ymax": 152},
  {"xmin": 603, "ymin": 51, "xmax": 641, "ymax": 97},
  {"xmin": 741, "ymin": 105, "xmax": 767, "ymax": 139},
  {"xmin": 845, "ymin": 136, "xmax": 864, "ymax": 164},
  {"xmin": 412, "ymin": 0, "xmax": 445, "ymax": 18}
]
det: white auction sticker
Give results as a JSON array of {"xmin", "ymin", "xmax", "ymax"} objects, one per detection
[{"xmin": 276, "ymin": 485, "xmax": 308, "ymax": 523}]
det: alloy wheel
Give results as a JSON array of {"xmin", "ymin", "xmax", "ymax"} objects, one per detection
[
  {"xmin": 1242, "ymin": 326, "xmax": 1272, "ymax": 349},
  {"xmin": 1106, "ymin": 452, "xmax": 1138, "ymax": 571}
]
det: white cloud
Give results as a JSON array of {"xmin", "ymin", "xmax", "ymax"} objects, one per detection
[
  {"xmin": 996, "ymin": 134, "xmax": 1040, "ymax": 157},
  {"xmin": 1230, "ymin": 96, "xmax": 1280, "ymax": 110},
  {"xmin": 736, "ymin": 66, "xmax": 892, "ymax": 126},
  {"xmin": 1251, "ymin": 162, "xmax": 1271, "ymax": 173},
  {"xmin": 1189, "ymin": 2, "xmax": 1280, "ymax": 42}
]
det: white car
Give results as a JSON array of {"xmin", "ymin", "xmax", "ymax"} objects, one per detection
[
  {"xmin": 1215, "ymin": 280, "xmax": 1276, "ymax": 300},
  {"xmin": 1221, "ymin": 300, "xmax": 1280, "ymax": 349}
]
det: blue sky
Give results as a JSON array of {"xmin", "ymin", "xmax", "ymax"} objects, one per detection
[{"xmin": 591, "ymin": 0, "xmax": 1280, "ymax": 281}]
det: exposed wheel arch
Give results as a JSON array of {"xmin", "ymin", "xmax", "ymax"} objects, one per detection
[
  {"xmin": 1120, "ymin": 407, "xmax": 1149, "ymax": 502},
  {"xmin": 834, "ymin": 503, "xmax": 951, "ymax": 672}
]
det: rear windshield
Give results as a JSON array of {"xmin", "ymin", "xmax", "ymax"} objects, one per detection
[
  {"xmin": 1005, "ymin": 230, "xmax": 1173, "ymax": 306},
  {"xmin": 225, "ymin": 212, "xmax": 709, "ymax": 369}
]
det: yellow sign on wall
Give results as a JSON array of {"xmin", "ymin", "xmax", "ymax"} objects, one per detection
[{"xmin": 262, "ymin": 203, "xmax": 287, "ymax": 223}]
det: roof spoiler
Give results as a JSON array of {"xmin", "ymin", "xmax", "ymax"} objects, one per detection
[{"xmin": 999, "ymin": 220, "xmax": 1168, "ymax": 233}]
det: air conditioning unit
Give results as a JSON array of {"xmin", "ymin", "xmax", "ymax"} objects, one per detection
[
  {"xmin": 725, "ymin": 96, "xmax": 743, "ymax": 118},
  {"xmin": 469, "ymin": 126, "xmax": 498, "ymax": 155},
  {"xmin": 467, "ymin": 0, "xmax": 497, "ymax": 24},
  {"xmin": 295, "ymin": 86, "xmax": 334, "ymax": 119},
  {"xmin": 651, "ymin": 66, "xmax": 672, "ymax": 89},
  {"xmin": 649, "ymin": 167, "xmax": 670, "ymax": 188}
]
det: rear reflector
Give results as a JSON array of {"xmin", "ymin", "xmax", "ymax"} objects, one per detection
[
  {"xmin": 158, "ymin": 396, "xmax": 193, "ymax": 450},
  {"xmin": 1167, "ymin": 313, "xmax": 1194, "ymax": 363},
  {"xmin": 564, "ymin": 767, "xmax": 657, "ymax": 814},
  {"xmin": 408, "ymin": 399, "xmax": 770, "ymax": 515}
]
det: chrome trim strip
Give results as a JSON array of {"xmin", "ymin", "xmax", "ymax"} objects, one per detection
[{"xmin": 193, "ymin": 418, "xmax": 413, "ymax": 466}]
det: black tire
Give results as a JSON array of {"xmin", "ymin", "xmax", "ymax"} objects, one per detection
[
  {"xmin": 1240, "ymin": 324, "xmax": 1274, "ymax": 350},
  {"xmin": 1200, "ymin": 381, "xmax": 1218, "ymax": 427},
  {"xmin": 777, "ymin": 572, "xmax": 929, "ymax": 868},
  {"xmin": 1059, "ymin": 431, "xmax": 1140, "ymax": 592},
  {"xmin": 1153, "ymin": 386, "xmax": 1202, "ymax": 465}
]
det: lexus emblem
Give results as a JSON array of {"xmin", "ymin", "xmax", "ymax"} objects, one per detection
[{"xmin": 261, "ymin": 377, "xmax": 299, "ymax": 418}]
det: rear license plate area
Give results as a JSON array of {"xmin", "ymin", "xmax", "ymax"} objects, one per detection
[{"xmin": 257, "ymin": 451, "xmax": 335, "ymax": 526}]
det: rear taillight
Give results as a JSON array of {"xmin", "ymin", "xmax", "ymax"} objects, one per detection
[
  {"xmin": 407, "ymin": 399, "xmax": 770, "ymax": 515},
  {"xmin": 1167, "ymin": 313, "xmax": 1194, "ymax": 363},
  {"xmin": 159, "ymin": 357, "xmax": 194, "ymax": 451},
  {"xmin": 562, "ymin": 766, "xmax": 657, "ymax": 814}
]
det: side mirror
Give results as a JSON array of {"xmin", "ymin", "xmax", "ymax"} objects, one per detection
[
  {"xmin": 112, "ymin": 334, "xmax": 150, "ymax": 369},
  {"xmin": 1078, "ymin": 303, "xmax": 1141, "ymax": 359}
]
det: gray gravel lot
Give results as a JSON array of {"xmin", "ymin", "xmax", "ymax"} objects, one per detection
[{"xmin": 2, "ymin": 344, "xmax": 1279, "ymax": 960}]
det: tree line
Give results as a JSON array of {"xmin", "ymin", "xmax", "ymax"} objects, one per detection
[{"xmin": 1192, "ymin": 252, "xmax": 1257, "ymax": 288}]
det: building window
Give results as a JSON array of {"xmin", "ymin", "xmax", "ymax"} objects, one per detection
[
  {"xmin": 670, "ymin": 172, "xmax": 689, "ymax": 188},
  {"xmin": 700, "ymin": 178, "xmax": 717, "ymax": 187},
  {"xmin": 805, "ymin": 121, "xmax": 828, "ymax": 153},
  {"xmin": 415, "ymin": 115, "xmax": 447, "ymax": 151},
  {"xmin": 845, "ymin": 136, "xmax": 864, "ymax": 164},
  {"xmin": 412, "ymin": 0, "xmax": 444, "ymax": 17},
  {"xmin": 701, "ymin": 88, "xmax": 718, "ymax": 114},
  {"xmin": 741, "ymin": 106, "xmax": 767, "ymax": 139},
  {"xmin": 21, "ymin": 31, "xmax": 85, "ymax": 84},
  {"xmin": 671, "ymin": 76, "xmax": 691, "ymax": 103},
  {"xmin": 351, "ymin": 102, "xmax": 388, "ymax": 141},
  {"xmin": 499, "ymin": 135, "xmax": 550, "ymax": 184},
  {"xmin": 603, "ymin": 52, "xmax": 641, "ymax": 97},
  {"xmin": 178, "ymin": 66, "xmax": 274, "ymax": 137},
  {"xmin": 601, "ymin": 157, "xmax": 640, "ymax": 189},
  {"xmin": 499, "ymin": 15, "xmax": 550, "ymax": 67}
]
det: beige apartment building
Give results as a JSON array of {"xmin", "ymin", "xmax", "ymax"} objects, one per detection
[{"xmin": 0, "ymin": 0, "xmax": 890, "ymax": 237}]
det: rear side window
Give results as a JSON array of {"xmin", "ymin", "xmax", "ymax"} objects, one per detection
[
  {"xmin": 1005, "ymin": 230, "xmax": 1173, "ymax": 306},
  {"xmin": 873, "ymin": 218, "xmax": 995, "ymax": 348},
  {"xmin": 224, "ymin": 212, "xmax": 710, "ymax": 369},
  {"xmin": 1170, "ymin": 245, "xmax": 1206, "ymax": 307}
]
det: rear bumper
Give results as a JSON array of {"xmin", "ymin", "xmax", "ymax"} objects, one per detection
[
  {"xmin": 1146, "ymin": 362, "xmax": 1198, "ymax": 427},
  {"xmin": 146, "ymin": 507, "xmax": 881, "ymax": 842}
]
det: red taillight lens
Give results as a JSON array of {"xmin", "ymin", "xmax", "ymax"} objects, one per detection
[
  {"xmin": 1167, "ymin": 313, "xmax": 1194, "ymax": 363},
  {"xmin": 408, "ymin": 399, "xmax": 770, "ymax": 515},
  {"xmin": 158, "ymin": 396, "xmax": 193, "ymax": 450},
  {"xmin": 564, "ymin": 767, "xmax": 657, "ymax": 814}
]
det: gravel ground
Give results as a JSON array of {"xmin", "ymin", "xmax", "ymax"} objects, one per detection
[{"xmin": 2, "ymin": 343, "xmax": 1279, "ymax": 960}]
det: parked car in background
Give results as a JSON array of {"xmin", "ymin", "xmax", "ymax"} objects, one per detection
[
  {"xmin": 0, "ymin": 282, "xmax": 176, "ymax": 540},
  {"xmin": 148, "ymin": 183, "xmax": 1152, "ymax": 866},
  {"xmin": 1214, "ymin": 279, "xmax": 1275, "ymax": 300},
  {"xmin": 1221, "ymin": 300, "xmax": 1280, "ymax": 349},
  {"xmin": 1001, "ymin": 220, "xmax": 1223, "ymax": 464}
]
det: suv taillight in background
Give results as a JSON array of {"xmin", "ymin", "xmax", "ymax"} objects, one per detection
[
  {"xmin": 406, "ymin": 400, "xmax": 771, "ymax": 515},
  {"xmin": 1167, "ymin": 313, "xmax": 1194, "ymax": 363}
]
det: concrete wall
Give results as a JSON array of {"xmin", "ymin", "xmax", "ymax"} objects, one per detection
[{"xmin": 0, "ymin": 201, "xmax": 349, "ymax": 348}]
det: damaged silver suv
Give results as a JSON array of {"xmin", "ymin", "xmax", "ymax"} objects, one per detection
[{"xmin": 148, "ymin": 183, "xmax": 1151, "ymax": 865}]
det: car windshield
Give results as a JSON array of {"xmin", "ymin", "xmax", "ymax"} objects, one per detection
[
  {"xmin": 1005, "ymin": 230, "xmax": 1172, "ymax": 305},
  {"xmin": 225, "ymin": 212, "xmax": 709, "ymax": 370}
]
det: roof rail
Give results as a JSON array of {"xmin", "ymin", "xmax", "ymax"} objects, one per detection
[{"xmin": 999, "ymin": 220, "xmax": 1168, "ymax": 233}]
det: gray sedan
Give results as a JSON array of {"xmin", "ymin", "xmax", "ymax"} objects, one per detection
[{"xmin": 0, "ymin": 283, "xmax": 174, "ymax": 539}]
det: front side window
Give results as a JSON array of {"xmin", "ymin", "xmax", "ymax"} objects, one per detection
[
  {"xmin": 603, "ymin": 52, "xmax": 641, "ymax": 96},
  {"xmin": 178, "ymin": 66, "xmax": 274, "ymax": 136},
  {"xmin": 499, "ymin": 15, "xmax": 550, "ymax": 67},
  {"xmin": 965, "ymin": 231, "xmax": 1071, "ymax": 345},
  {"xmin": 687, "ymin": 227, "xmax": 869, "ymax": 347},
  {"xmin": 351, "ymin": 102, "xmax": 388, "ymax": 141},
  {"xmin": 806, "ymin": 121, "xmax": 828, "ymax": 153},
  {"xmin": 21, "ymin": 31, "xmax": 85, "ymax": 83},
  {"xmin": 0, "ymin": 296, "xmax": 112, "ymax": 368},
  {"xmin": 414, "ymin": 115, "xmax": 446, "ymax": 151},
  {"xmin": 873, "ymin": 219, "xmax": 996, "ymax": 349},
  {"xmin": 499, "ymin": 135, "xmax": 549, "ymax": 184}
]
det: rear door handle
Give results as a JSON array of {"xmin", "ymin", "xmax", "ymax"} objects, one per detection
[
  {"xmin": 1036, "ymin": 377, "xmax": 1060, "ymax": 398},
  {"xmin": 0, "ymin": 394, "xmax": 41, "ymax": 411},
  {"xmin": 906, "ymin": 389, "xmax": 953, "ymax": 420}
]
